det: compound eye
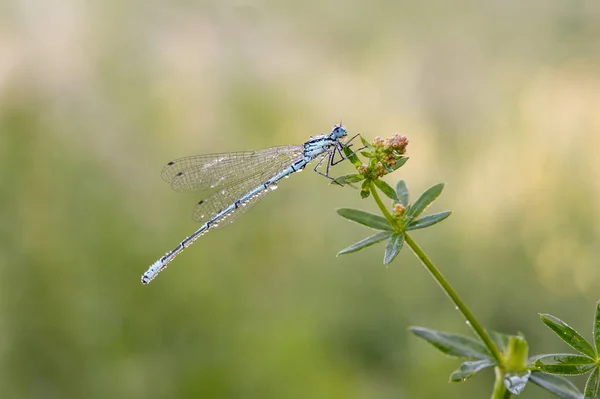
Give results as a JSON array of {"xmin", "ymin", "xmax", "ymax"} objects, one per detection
[{"xmin": 332, "ymin": 125, "xmax": 346, "ymax": 137}]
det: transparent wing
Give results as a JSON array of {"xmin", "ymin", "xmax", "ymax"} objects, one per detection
[
  {"xmin": 191, "ymin": 149, "xmax": 304, "ymax": 224},
  {"xmin": 161, "ymin": 145, "xmax": 304, "ymax": 192},
  {"xmin": 191, "ymin": 178, "xmax": 272, "ymax": 229}
]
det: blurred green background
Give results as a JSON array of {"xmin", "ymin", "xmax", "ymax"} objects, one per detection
[{"xmin": 1, "ymin": 1, "xmax": 600, "ymax": 398}]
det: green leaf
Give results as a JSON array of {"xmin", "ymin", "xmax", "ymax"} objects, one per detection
[
  {"xmin": 584, "ymin": 367, "xmax": 600, "ymax": 399},
  {"xmin": 342, "ymin": 144, "xmax": 361, "ymax": 167},
  {"xmin": 384, "ymin": 156, "xmax": 408, "ymax": 173},
  {"xmin": 594, "ymin": 300, "xmax": 600, "ymax": 356},
  {"xmin": 383, "ymin": 233, "xmax": 404, "ymax": 264},
  {"xmin": 540, "ymin": 313, "xmax": 596, "ymax": 358},
  {"xmin": 409, "ymin": 326, "xmax": 493, "ymax": 360},
  {"xmin": 504, "ymin": 370, "xmax": 531, "ymax": 395},
  {"xmin": 449, "ymin": 359, "xmax": 495, "ymax": 382},
  {"xmin": 360, "ymin": 180, "xmax": 370, "ymax": 199},
  {"xmin": 373, "ymin": 179, "xmax": 398, "ymax": 201},
  {"xmin": 505, "ymin": 336, "xmax": 529, "ymax": 370},
  {"xmin": 395, "ymin": 180, "xmax": 409, "ymax": 206},
  {"xmin": 534, "ymin": 354, "xmax": 595, "ymax": 375},
  {"xmin": 489, "ymin": 330, "xmax": 513, "ymax": 352},
  {"xmin": 529, "ymin": 371, "xmax": 583, "ymax": 399},
  {"xmin": 360, "ymin": 151, "xmax": 375, "ymax": 158},
  {"xmin": 337, "ymin": 208, "xmax": 393, "ymax": 231},
  {"xmin": 360, "ymin": 135, "xmax": 374, "ymax": 150},
  {"xmin": 337, "ymin": 231, "xmax": 392, "ymax": 256},
  {"xmin": 406, "ymin": 211, "xmax": 452, "ymax": 231},
  {"xmin": 406, "ymin": 183, "xmax": 445, "ymax": 220},
  {"xmin": 333, "ymin": 174, "xmax": 365, "ymax": 185}
]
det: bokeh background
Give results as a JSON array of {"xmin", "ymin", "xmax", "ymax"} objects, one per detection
[{"xmin": 1, "ymin": 0, "xmax": 600, "ymax": 398}]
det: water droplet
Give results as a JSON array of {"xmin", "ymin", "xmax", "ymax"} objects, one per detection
[
  {"xmin": 269, "ymin": 184, "xmax": 278, "ymax": 191},
  {"xmin": 465, "ymin": 321, "xmax": 471, "ymax": 326},
  {"xmin": 455, "ymin": 306, "xmax": 459, "ymax": 311},
  {"xmin": 504, "ymin": 371, "xmax": 531, "ymax": 395}
]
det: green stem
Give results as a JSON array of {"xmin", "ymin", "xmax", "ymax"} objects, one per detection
[
  {"xmin": 403, "ymin": 233, "xmax": 504, "ymax": 365},
  {"xmin": 369, "ymin": 183, "xmax": 398, "ymax": 227},
  {"xmin": 368, "ymin": 182, "xmax": 504, "ymax": 365},
  {"xmin": 493, "ymin": 367, "xmax": 512, "ymax": 399}
]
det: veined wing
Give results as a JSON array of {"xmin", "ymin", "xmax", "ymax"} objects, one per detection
[
  {"xmin": 161, "ymin": 145, "xmax": 304, "ymax": 192},
  {"xmin": 191, "ymin": 178, "xmax": 270, "ymax": 228},
  {"xmin": 191, "ymin": 152, "xmax": 301, "ymax": 225}
]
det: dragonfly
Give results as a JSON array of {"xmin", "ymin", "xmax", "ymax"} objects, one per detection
[{"xmin": 142, "ymin": 124, "xmax": 354, "ymax": 284}]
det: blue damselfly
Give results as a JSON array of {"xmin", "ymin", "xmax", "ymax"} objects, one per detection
[{"xmin": 142, "ymin": 124, "xmax": 353, "ymax": 284}]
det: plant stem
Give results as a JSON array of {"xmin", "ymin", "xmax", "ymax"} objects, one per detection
[
  {"xmin": 369, "ymin": 183, "xmax": 398, "ymax": 227},
  {"xmin": 493, "ymin": 367, "xmax": 512, "ymax": 399},
  {"xmin": 403, "ymin": 233, "xmax": 504, "ymax": 365},
  {"xmin": 368, "ymin": 182, "xmax": 503, "ymax": 364}
]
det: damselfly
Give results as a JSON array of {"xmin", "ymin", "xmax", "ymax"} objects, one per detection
[{"xmin": 142, "ymin": 124, "xmax": 353, "ymax": 284}]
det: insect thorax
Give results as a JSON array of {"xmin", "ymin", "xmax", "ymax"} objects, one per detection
[{"xmin": 303, "ymin": 135, "xmax": 336, "ymax": 160}]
